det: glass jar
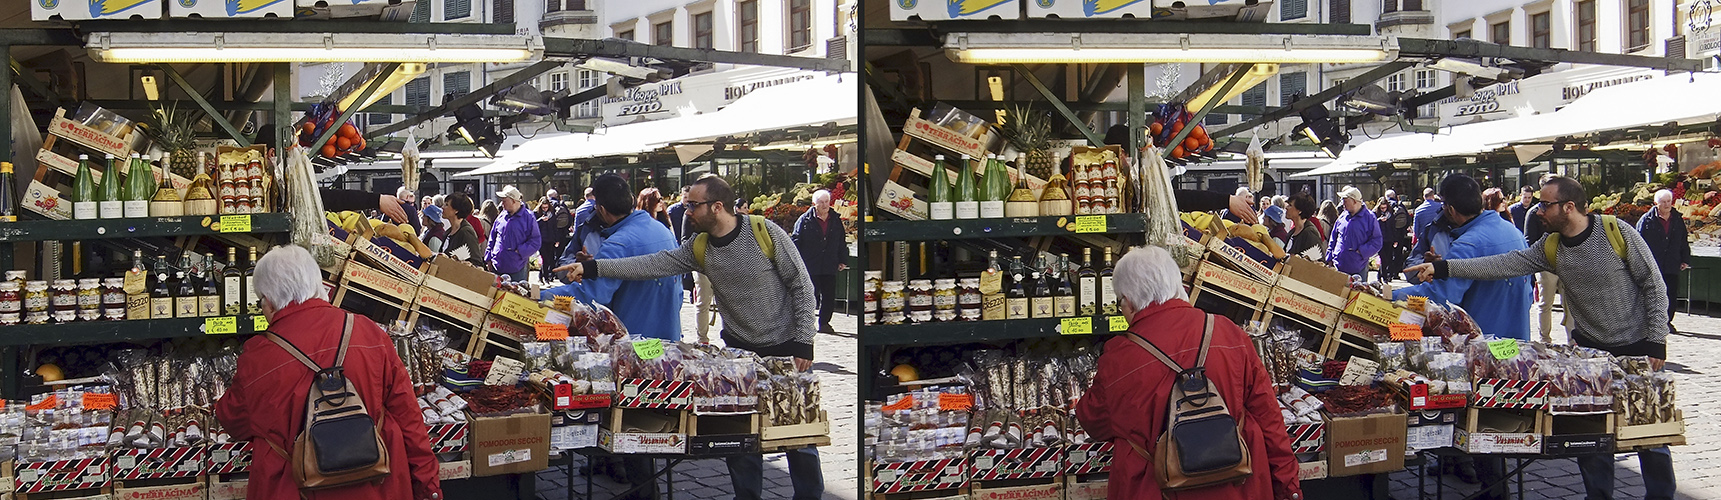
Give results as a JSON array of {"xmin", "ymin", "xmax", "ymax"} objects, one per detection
[
  {"xmin": 77, "ymin": 279, "xmax": 101, "ymax": 311},
  {"xmin": 862, "ymin": 287, "xmax": 879, "ymax": 326},
  {"xmin": 50, "ymin": 279, "xmax": 78, "ymax": 314},
  {"xmin": 932, "ymin": 279, "xmax": 958, "ymax": 312},
  {"xmin": 906, "ymin": 280, "xmax": 934, "ymax": 323},
  {"xmin": 76, "ymin": 309, "xmax": 100, "ymax": 322},
  {"xmin": 881, "ymin": 310, "xmax": 906, "ymax": 325},
  {"xmin": 0, "ymin": 312, "xmax": 17, "ymax": 326},
  {"xmin": 0, "ymin": 281, "xmax": 19, "ymax": 315},
  {"xmin": 24, "ymin": 310, "xmax": 47, "ymax": 325},
  {"xmin": 880, "ymin": 281, "xmax": 906, "ymax": 313},
  {"xmin": 864, "ymin": 271, "xmax": 883, "ymax": 294},
  {"xmin": 24, "ymin": 280, "xmax": 49, "ymax": 314},
  {"xmin": 6, "ymin": 270, "xmax": 26, "ymax": 289},
  {"xmin": 957, "ymin": 278, "xmax": 982, "ymax": 318},
  {"xmin": 933, "ymin": 309, "xmax": 958, "ymax": 322},
  {"xmin": 101, "ymin": 278, "xmax": 126, "ymax": 311}
]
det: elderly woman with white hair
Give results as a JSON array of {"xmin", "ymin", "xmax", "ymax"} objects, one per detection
[
  {"xmin": 215, "ymin": 245, "xmax": 444, "ymax": 500},
  {"xmin": 1637, "ymin": 188, "xmax": 1690, "ymax": 328},
  {"xmin": 1075, "ymin": 246, "xmax": 1302, "ymax": 500},
  {"xmin": 792, "ymin": 189, "xmax": 848, "ymax": 333}
]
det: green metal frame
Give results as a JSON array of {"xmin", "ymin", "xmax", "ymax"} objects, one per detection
[
  {"xmin": 1397, "ymin": 37, "xmax": 1704, "ymax": 73},
  {"xmin": 1012, "ymin": 63, "xmax": 1102, "ymax": 146},
  {"xmin": 542, "ymin": 37, "xmax": 850, "ymax": 73},
  {"xmin": 363, "ymin": 60, "xmax": 564, "ymax": 140},
  {"xmin": 1208, "ymin": 61, "xmax": 1416, "ymax": 138},
  {"xmin": 159, "ymin": 64, "xmax": 250, "ymax": 144},
  {"xmin": 310, "ymin": 62, "xmax": 400, "ymax": 152},
  {"xmin": 10, "ymin": 57, "xmax": 62, "ymax": 109},
  {"xmin": 1161, "ymin": 69, "xmax": 1248, "ymax": 160}
]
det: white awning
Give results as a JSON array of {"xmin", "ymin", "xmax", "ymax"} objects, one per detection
[{"xmin": 459, "ymin": 74, "xmax": 857, "ymax": 176}]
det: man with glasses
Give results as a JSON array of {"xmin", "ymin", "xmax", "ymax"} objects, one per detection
[
  {"xmin": 557, "ymin": 174, "xmax": 823, "ymax": 500},
  {"xmin": 1407, "ymin": 176, "xmax": 1675, "ymax": 500}
]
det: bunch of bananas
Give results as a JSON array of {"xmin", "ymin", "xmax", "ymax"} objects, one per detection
[
  {"xmin": 326, "ymin": 211, "xmax": 434, "ymax": 258},
  {"xmin": 1179, "ymin": 211, "xmax": 1286, "ymax": 260}
]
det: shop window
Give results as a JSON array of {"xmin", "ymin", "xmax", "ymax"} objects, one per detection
[
  {"xmin": 1575, "ymin": 1, "xmax": 1596, "ymax": 52},
  {"xmin": 654, "ymin": 21, "xmax": 673, "ymax": 46},
  {"xmin": 444, "ymin": 0, "xmax": 469, "ymax": 20},
  {"xmin": 1329, "ymin": 0, "xmax": 1348, "ymax": 24},
  {"xmin": 368, "ymin": 94, "xmax": 393, "ymax": 125},
  {"xmin": 789, "ymin": 0, "xmax": 812, "ymax": 52},
  {"xmin": 1628, "ymin": 0, "xmax": 1650, "ymax": 52},
  {"xmin": 444, "ymin": 71, "xmax": 470, "ymax": 100},
  {"xmin": 1280, "ymin": 0, "xmax": 1305, "ymax": 20},
  {"xmin": 1279, "ymin": 72, "xmax": 1306, "ymax": 106},
  {"xmin": 494, "ymin": 0, "xmax": 512, "ymax": 23},
  {"xmin": 1531, "ymin": 12, "xmax": 1550, "ymax": 48},
  {"xmin": 738, "ymin": 1, "xmax": 759, "ymax": 52},
  {"xmin": 405, "ymin": 78, "xmax": 430, "ymax": 109},
  {"xmin": 1491, "ymin": 20, "xmax": 1509, "ymax": 45},
  {"xmin": 694, "ymin": 11, "xmax": 714, "ymax": 49},
  {"xmin": 549, "ymin": 72, "xmax": 568, "ymax": 92}
]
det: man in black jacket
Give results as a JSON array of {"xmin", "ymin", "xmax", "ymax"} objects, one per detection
[
  {"xmin": 793, "ymin": 189, "xmax": 847, "ymax": 333},
  {"xmin": 1638, "ymin": 189, "xmax": 1690, "ymax": 332}
]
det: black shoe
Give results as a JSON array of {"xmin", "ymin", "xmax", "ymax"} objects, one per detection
[{"xmin": 818, "ymin": 324, "xmax": 836, "ymax": 333}]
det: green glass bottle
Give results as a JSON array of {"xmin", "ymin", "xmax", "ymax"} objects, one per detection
[
  {"xmin": 928, "ymin": 154, "xmax": 953, "ymax": 220},
  {"xmin": 71, "ymin": 154, "xmax": 97, "ymax": 220},
  {"xmin": 953, "ymin": 154, "xmax": 979, "ymax": 219},
  {"xmin": 123, "ymin": 153, "xmax": 152, "ymax": 218},
  {"xmin": 98, "ymin": 154, "xmax": 123, "ymax": 219},
  {"xmin": 978, "ymin": 154, "xmax": 1005, "ymax": 218}
]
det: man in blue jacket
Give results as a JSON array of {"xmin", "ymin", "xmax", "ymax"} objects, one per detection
[
  {"xmin": 1393, "ymin": 174, "xmax": 1532, "ymax": 339},
  {"xmin": 543, "ymin": 174, "xmax": 682, "ymax": 341},
  {"xmin": 1326, "ymin": 186, "xmax": 1383, "ymax": 278},
  {"xmin": 485, "ymin": 186, "xmax": 541, "ymax": 282}
]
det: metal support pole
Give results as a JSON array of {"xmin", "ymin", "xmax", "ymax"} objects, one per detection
[
  {"xmin": 364, "ymin": 60, "xmax": 562, "ymax": 140},
  {"xmin": 1162, "ymin": 69, "xmax": 1247, "ymax": 160},
  {"xmin": 1126, "ymin": 63, "xmax": 1146, "ymax": 156},
  {"xmin": 9, "ymin": 57, "xmax": 60, "ymax": 109},
  {"xmin": 273, "ymin": 63, "xmax": 290, "ymax": 164},
  {"xmin": 159, "ymin": 64, "xmax": 251, "ymax": 144},
  {"xmin": 310, "ymin": 62, "xmax": 400, "ymax": 153},
  {"xmin": 1209, "ymin": 61, "xmax": 1414, "ymax": 139},
  {"xmin": 1011, "ymin": 64, "xmax": 1103, "ymax": 146}
]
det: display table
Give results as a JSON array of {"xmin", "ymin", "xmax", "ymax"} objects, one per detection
[{"xmin": 1685, "ymin": 249, "xmax": 1721, "ymax": 313}]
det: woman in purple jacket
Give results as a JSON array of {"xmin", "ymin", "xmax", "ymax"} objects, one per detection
[{"xmin": 1326, "ymin": 186, "xmax": 1384, "ymax": 278}]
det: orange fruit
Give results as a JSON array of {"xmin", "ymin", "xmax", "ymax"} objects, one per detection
[
  {"xmin": 355, "ymin": 137, "xmax": 367, "ymax": 151},
  {"xmin": 338, "ymin": 123, "xmax": 358, "ymax": 138},
  {"xmin": 1191, "ymin": 125, "xmax": 1208, "ymax": 141},
  {"xmin": 1184, "ymin": 137, "xmax": 1201, "ymax": 151},
  {"xmin": 336, "ymin": 137, "xmax": 352, "ymax": 151},
  {"xmin": 320, "ymin": 144, "xmax": 337, "ymax": 158},
  {"xmin": 1171, "ymin": 122, "xmax": 1184, "ymax": 135},
  {"xmin": 1150, "ymin": 122, "xmax": 1163, "ymax": 135},
  {"xmin": 300, "ymin": 122, "xmax": 315, "ymax": 134},
  {"xmin": 1171, "ymin": 146, "xmax": 1185, "ymax": 158}
]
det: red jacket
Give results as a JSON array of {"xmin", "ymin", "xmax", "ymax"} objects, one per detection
[
  {"xmin": 215, "ymin": 299, "xmax": 441, "ymax": 500},
  {"xmin": 1076, "ymin": 299, "xmax": 1300, "ymax": 500}
]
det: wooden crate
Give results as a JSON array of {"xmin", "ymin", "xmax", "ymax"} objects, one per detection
[
  {"xmin": 1187, "ymin": 260, "xmax": 1271, "ymax": 327},
  {"xmin": 1616, "ymin": 410, "xmax": 1686, "ymax": 451},
  {"xmin": 111, "ymin": 476, "xmax": 204, "ymax": 500},
  {"xmin": 1322, "ymin": 314, "xmax": 1385, "ymax": 361},
  {"xmin": 206, "ymin": 474, "xmax": 245, "ymax": 500},
  {"xmin": 13, "ymin": 457, "xmax": 110, "ymax": 497},
  {"xmin": 762, "ymin": 410, "xmax": 832, "ymax": 452},
  {"xmin": 1454, "ymin": 407, "xmax": 1547, "ymax": 454},
  {"xmin": 687, "ymin": 413, "xmax": 762, "ymax": 456},
  {"xmin": 328, "ymin": 260, "xmax": 416, "ymax": 327}
]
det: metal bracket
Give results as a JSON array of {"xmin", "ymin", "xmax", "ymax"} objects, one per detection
[
  {"xmin": 364, "ymin": 60, "xmax": 564, "ymax": 140},
  {"xmin": 1162, "ymin": 68, "xmax": 1247, "ymax": 160},
  {"xmin": 310, "ymin": 62, "xmax": 400, "ymax": 153},
  {"xmin": 159, "ymin": 64, "xmax": 250, "ymax": 144},
  {"xmin": 1012, "ymin": 63, "xmax": 1103, "ymax": 146},
  {"xmin": 1209, "ymin": 61, "xmax": 1415, "ymax": 139}
]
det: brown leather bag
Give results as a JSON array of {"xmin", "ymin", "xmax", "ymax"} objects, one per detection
[
  {"xmin": 1125, "ymin": 314, "xmax": 1253, "ymax": 491},
  {"xmin": 264, "ymin": 314, "xmax": 391, "ymax": 491}
]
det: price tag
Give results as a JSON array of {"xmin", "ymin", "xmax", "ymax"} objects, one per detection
[
  {"xmin": 1072, "ymin": 215, "xmax": 1107, "ymax": 233},
  {"xmin": 219, "ymin": 214, "xmax": 252, "ymax": 233},
  {"xmin": 633, "ymin": 339, "xmax": 665, "ymax": 360},
  {"xmin": 81, "ymin": 393, "xmax": 117, "ymax": 410},
  {"xmin": 937, "ymin": 393, "xmax": 973, "ymax": 411},
  {"xmin": 484, "ymin": 357, "xmax": 525, "ymax": 386},
  {"xmin": 1060, "ymin": 316, "xmax": 1093, "ymax": 335},
  {"xmin": 124, "ymin": 269, "xmax": 146, "ymax": 295},
  {"xmin": 881, "ymin": 395, "xmax": 914, "ymax": 411},
  {"xmin": 1338, "ymin": 357, "xmax": 1379, "ymax": 386},
  {"xmin": 1405, "ymin": 296, "xmax": 1427, "ymax": 312},
  {"xmin": 535, "ymin": 323, "xmax": 569, "ymax": 341},
  {"xmin": 205, "ymin": 316, "xmax": 237, "ymax": 335},
  {"xmin": 1389, "ymin": 323, "xmax": 1422, "ymax": 341},
  {"xmin": 254, "ymin": 315, "xmax": 269, "ymax": 331},
  {"xmin": 24, "ymin": 395, "xmax": 56, "ymax": 411},
  {"xmin": 1108, "ymin": 316, "xmax": 1130, "ymax": 332},
  {"xmin": 552, "ymin": 296, "xmax": 573, "ymax": 312},
  {"xmin": 1488, "ymin": 339, "xmax": 1520, "ymax": 360}
]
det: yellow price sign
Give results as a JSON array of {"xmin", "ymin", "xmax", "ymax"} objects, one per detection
[
  {"xmin": 1488, "ymin": 339, "xmax": 1520, "ymax": 360},
  {"xmin": 1072, "ymin": 215, "xmax": 1107, "ymax": 234},
  {"xmin": 1406, "ymin": 296, "xmax": 1427, "ymax": 313},
  {"xmin": 633, "ymin": 339, "xmax": 665, "ymax": 360},
  {"xmin": 552, "ymin": 296, "xmax": 574, "ymax": 312},
  {"xmin": 1108, "ymin": 316, "xmax": 1130, "ymax": 332},
  {"xmin": 219, "ymin": 215, "xmax": 252, "ymax": 233},
  {"xmin": 1061, "ymin": 317, "xmax": 1093, "ymax": 335},
  {"xmin": 253, "ymin": 316, "xmax": 269, "ymax": 331},
  {"xmin": 204, "ymin": 316, "xmax": 238, "ymax": 335}
]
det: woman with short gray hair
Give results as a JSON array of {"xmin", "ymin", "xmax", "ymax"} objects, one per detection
[{"xmin": 1075, "ymin": 246, "xmax": 1303, "ymax": 500}]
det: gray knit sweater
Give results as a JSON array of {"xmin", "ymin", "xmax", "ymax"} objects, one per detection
[
  {"xmin": 586, "ymin": 216, "xmax": 818, "ymax": 358},
  {"xmin": 1439, "ymin": 214, "xmax": 1668, "ymax": 347}
]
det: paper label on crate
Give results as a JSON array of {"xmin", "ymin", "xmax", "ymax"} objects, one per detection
[
  {"xmin": 633, "ymin": 339, "xmax": 665, "ymax": 360},
  {"xmin": 938, "ymin": 393, "xmax": 973, "ymax": 411},
  {"xmin": 180, "ymin": 462, "xmax": 200, "ymax": 472},
  {"xmin": 1338, "ymin": 358, "xmax": 1379, "ymax": 386},
  {"xmin": 205, "ymin": 316, "xmax": 237, "ymax": 334},
  {"xmin": 882, "ymin": 395, "xmax": 913, "ymax": 411},
  {"xmin": 254, "ymin": 315, "xmax": 269, "ymax": 330},
  {"xmin": 1060, "ymin": 317, "xmax": 1092, "ymax": 335},
  {"xmin": 976, "ymin": 455, "xmax": 995, "ymax": 470},
  {"xmin": 1038, "ymin": 461, "xmax": 1058, "ymax": 473},
  {"xmin": 535, "ymin": 323, "xmax": 569, "ymax": 340},
  {"xmin": 1070, "ymin": 450, "xmax": 1087, "ymax": 462},
  {"xmin": 1072, "ymin": 215, "xmax": 1106, "ymax": 233},
  {"xmin": 25, "ymin": 395, "xmax": 56, "ymax": 411},
  {"xmin": 1405, "ymin": 296, "xmax": 1426, "ymax": 312},
  {"xmin": 1108, "ymin": 316, "xmax": 1129, "ymax": 331},
  {"xmin": 1343, "ymin": 449, "xmax": 1388, "ymax": 467},
  {"xmin": 118, "ymin": 455, "xmax": 136, "ymax": 469},
  {"xmin": 553, "ymin": 296, "xmax": 573, "ymax": 311},
  {"xmin": 484, "ymin": 357, "xmax": 525, "ymax": 386},
  {"xmin": 876, "ymin": 470, "xmax": 898, "ymax": 483},
  {"xmin": 213, "ymin": 449, "xmax": 231, "ymax": 462},
  {"xmin": 82, "ymin": 393, "xmax": 117, "ymax": 410},
  {"xmin": 487, "ymin": 448, "xmax": 532, "ymax": 467},
  {"xmin": 19, "ymin": 469, "xmax": 37, "ymax": 482},
  {"xmin": 1489, "ymin": 339, "xmax": 1520, "ymax": 360},
  {"xmin": 219, "ymin": 214, "xmax": 251, "ymax": 233},
  {"xmin": 980, "ymin": 270, "xmax": 1002, "ymax": 295},
  {"xmin": 1389, "ymin": 323, "xmax": 1421, "ymax": 341}
]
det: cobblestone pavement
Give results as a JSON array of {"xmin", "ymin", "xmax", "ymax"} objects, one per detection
[{"xmin": 533, "ymin": 298, "xmax": 858, "ymax": 500}]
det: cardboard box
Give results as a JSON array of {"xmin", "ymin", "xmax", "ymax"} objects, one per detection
[
  {"xmin": 1279, "ymin": 256, "xmax": 1351, "ymax": 306},
  {"xmin": 616, "ymin": 379, "xmax": 694, "ymax": 410},
  {"xmin": 428, "ymin": 422, "xmax": 470, "ymax": 454},
  {"xmin": 599, "ymin": 429, "xmax": 688, "ymax": 454},
  {"xmin": 870, "ymin": 458, "xmax": 967, "ymax": 494},
  {"xmin": 1385, "ymin": 380, "xmax": 1468, "ymax": 410},
  {"xmin": 1407, "ymin": 424, "xmax": 1454, "ymax": 450},
  {"xmin": 469, "ymin": 410, "xmax": 551, "ymax": 477},
  {"xmin": 113, "ymin": 481, "xmax": 203, "ymax": 500},
  {"xmin": 110, "ymin": 447, "xmax": 204, "ymax": 480},
  {"xmin": 1541, "ymin": 413, "xmax": 1616, "ymax": 457},
  {"xmin": 1471, "ymin": 379, "xmax": 1551, "ymax": 410},
  {"xmin": 170, "ymin": 0, "xmax": 292, "ymax": 17},
  {"xmin": 1062, "ymin": 442, "xmax": 1112, "ymax": 475},
  {"xmin": 207, "ymin": 477, "xmax": 245, "ymax": 500},
  {"xmin": 14, "ymin": 457, "xmax": 109, "ymax": 494},
  {"xmin": 204, "ymin": 442, "xmax": 252, "ymax": 474},
  {"xmin": 437, "ymin": 460, "xmax": 471, "ymax": 481},
  {"xmin": 967, "ymin": 447, "xmax": 1062, "ymax": 481},
  {"xmin": 1326, "ymin": 411, "xmax": 1407, "ymax": 477},
  {"xmin": 551, "ymin": 424, "xmax": 599, "ymax": 450},
  {"xmin": 1408, "ymin": 409, "xmax": 1459, "ymax": 427},
  {"xmin": 687, "ymin": 414, "xmax": 761, "ymax": 456},
  {"xmin": 875, "ymin": 179, "xmax": 928, "ymax": 221},
  {"xmin": 1297, "ymin": 459, "xmax": 1328, "ymax": 481},
  {"xmin": 970, "ymin": 483, "xmax": 1062, "ymax": 500},
  {"xmin": 23, "ymin": 180, "xmax": 73, "ymax": 220},
  {"xmin": 489, "ymin": 292, "xmax": 548, "ymax": 327},
  {"xmin": 1064, "ymin": 480, "xmax": 1107, "ymax": 500},
  {"xmin": 429, "ymin": 255, "xmax": 497, "ymax": 296},
  {"xmin": 1286, "ymin": 422, "xmax": 1326, "ymax": 454},
  {"xmin": 1344, "ymin": 292, "xmax": 1424, "ymax": 328}
]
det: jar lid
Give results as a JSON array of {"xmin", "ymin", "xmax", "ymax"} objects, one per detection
[
  {"xmin": 104, "ymin": 278, "xmax": 125, "ymax": 286},
  {"xmin": 25, "ymin": 280, "xmax": 46, "ymax": 289},
  {"xmin": 52, "ymin": 279, "xmax": 75, "ymax": 287},
  {"xmin": 882, "ymin": 281, "xmax": 904, "ymax": 290},
  {"xmin": 4, "ymin": 270, "xmax": 25, "ymax": 279},
  {"xmin": 959, "ymin": 278, "xmax": 980, "ymax": 286},
  {"xmin": 78, "ymin": 279, "xmax": 100, "ymax": 287},
  {"xmin": 908, "ymin": 279, "xmax": 933, "ymax": 287},
  {"xmin": 864, "ymin": 271, "xmax": 883, "ymax": 279},
  {"xmin": 934, "ymin": 279, "xmax": 956, "ymax": 286},
  {"xmin": 0, "ymin": 282, "xmax": 16, "ymax": 291}
]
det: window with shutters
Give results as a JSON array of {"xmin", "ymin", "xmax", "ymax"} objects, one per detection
[
  {"xmin": 1627, "ymin": 0, "xmax": 1650, "ymax": 52},
  {"xmin": 1491, "ymin": 20, "xmax": 1509, "ymax": 45},
  {"xmin": 1414, "ymin": 69, "xmax": 1436, "ymax": 89},
  {"xmin": 789, "ymin": 0, "xmax": 812, "ymax": 52},
  {"xmin": 1575, "ymin": 1, "xmax": 1596, "ymax": 52},
  {"xmin": 618, "ymin": 29, "xmax": 634, "ymax": 41},
  {"xmin": 1280, "ymin": 72, "xmax": 1306, "ymax": 106},
  {"xmin": 1386, "ymin": 73, "xmax": 1405, "ymax": 92},
  {"xmin": 444, "ymin": 71, "xmax": 470, "ymax": 101},
  {"xmin": 410, "ymin": 0, "xmax": 430, "ymax": 22},
  {"xmin": 565, "ymin": 0, "xmax": 583, "ymax": 9},
  {"xmin": 548, "ymin": 72, "xmax": 568, "ymax": 92},
  {"xmin": 444, "ymin": 0, "xmax": 469, "ymax": 20},
  {"xmin": 1329, "ymin": 0, "xmax": 1348, "ymax": 23},
  {"xmin": 493, "ymin": 0, "xmax": 512, "ymax": 23},
  {"xmin": 1280, "ymin": 0, "xmax": 1305, "ymax": 20},
  {"xmin": 1402, "ymin": 0, "xmax": 1420, "ymax": 10},
  {"xmin": 368, "ymin": 94, "xmax": 393, "ymax": 126},
  {"xmin": 1382, "ymin": 0, "xmax": 1395, "ymax": 13},
  {"xmin": 405, "ymin": 78, "xmax": 430, "ymax": 109},
  {"xmin": 654, "ymin": 21, "xmax": 673, "ymax": 46},
  {"xmin": 738, "ymin": 1, "xmax": 759, "ymax": 52},
  {"xmin": 1240, "ymin": 86, "xmax": 1267, "ymax": 119},
  {"xmin": 1205, "ymin": 113, "xmax": 1228, "ymax": 126},
  {"xmin": 694, "ymin": 12, "xmax": 714, "ymax": 49},
  {"xmin": 544, "ymin": 0, "xmax": 557, "ymax": 12},
  {"xmin": 1531, "ymin": 12, "xmax": 1550, "ymax": 48},
  {"xmin": 575, "ymin": 70, "xmax": 600, "ymax": 118}
]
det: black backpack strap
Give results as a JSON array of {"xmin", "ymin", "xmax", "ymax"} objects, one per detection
[
  {"xmin": 1195, "ymin": 314, "xmax": 1215, "ymax": 369},
  {"xmin": 333, "ymin": 314, "xmax": 354, "ymax": 369}
]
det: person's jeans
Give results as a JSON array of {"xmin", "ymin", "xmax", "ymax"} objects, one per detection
[
  {"xmin": 1664, "ymin": 272, "xmax": 1680, "ymax": 330},
  {"xmin": 504, "ymin": 268, "xmax": 529, "ymax": 282},
  {"xmin": 695, "ymin": 273, "xmax": 714, "ymax": 344},
  {"xmin": 810, "ymin": 274, "xmax": 836, "ymax": 328},
  {"xmin": 622, "ymin": 456, "xmax": 657, "ymax": 500},
  {"xmin": 1577, "ymin": 446, "xmax": 1676, "ymax": 500},
  {"xmin": 726, "ymin": 447, "xmax": 823, "ymax": 500}
]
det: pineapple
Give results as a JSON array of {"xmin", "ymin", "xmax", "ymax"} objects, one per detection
[
  {"xmin": 1000, "ymin": 104, "xmax": 1055, "ymax": 180},
  {"xmin": 142, "ymin": 104, "xmax": 201, "ymax": 179}
]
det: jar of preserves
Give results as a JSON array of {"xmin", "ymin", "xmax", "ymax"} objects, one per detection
[
  {"xmin": 24, "ymin": 311, "xmax": 47, "ymax": 325},
  {"xmin": 77, "ymin": 279, "xmax": 101, "ymax": 311},
  {"xmin": 24, "ymin": 280, "xmax": 50, "ymax": 314},
  {"xmin": 907, "ymin": 280, "xmax": 934, "ymax": 323},
  {"xmin": 77, "ymin": 308, "xmax": 100, "ymax": 322},
  {"xmin": 862, "ymin": 288, "xmax": 879, "ymax": 326},
  {"xmin": 932, "ymin": 279, "xmax": 958, "ymax": 312},
  {"xmin": 881, "ymin": 310, "xmax": 906, "ymax": 325},
  {"xmin": 880, "ymin": 281, "xmax": 906, "ymax": 313},
  {"xmin": 0, "ymin": 312, "xmax": 18, "ymax": 326},
  {"xmin": 6, "ymin": 270, "xmax": 26, "ymax": 289},
  {"xmin": 51, "ymin": 309, "xmax": 75, "ymax": 323},
  {"xmin": 959, "ymin": 306, "xmax": 982, "ymax": 321},
  {"xmin": 957, "ymin": 278, "xmax": 982, "ymax": 317},
  {"xmin": 0, "ymin": 281, "xmax": 19, "ymax": 315},
  {"xmin": 101, "ymin": 278, "xmax": 126, "ymax": 311},
  {"xmin": 50, "ymin": 279, "xmax": 77, "ymax": 314},
  {"xmin": 865, "ymin": 271, "xmax": 883, "ymax": 292},
  {"xmin": 934, "ymin": 309, "xmax": 958, "ymax": 322}
]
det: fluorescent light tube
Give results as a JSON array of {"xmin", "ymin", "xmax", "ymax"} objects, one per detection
[
  {"xmin": 88, "ymin": 32, "xmax": 542, "ymax": 63},
  {"xmin": 945, "ymin": 33, "xmax": 1397, "ymax": 64}
]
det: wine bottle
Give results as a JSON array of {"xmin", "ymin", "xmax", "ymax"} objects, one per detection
[
  {"xmin": 1005, "ymin": 152, "xmax": 1039, "ymax": 218},
  {"xmin": 1006, "ymin": 255, "xmax": 1029, "ymax": 320},
  {"xmin": 199, "ymin": 254, "xmax": 220, "ymax": 317},
  {"xmin": 0, "ymin": 162, "xmax": 16, "ymax": 222},
  {"xmin": 1077, "ymin": 248, "xmax": 1098, "ymax": 315},
  {"xmin": 150, "ymin": 255, "xmax": 173, "ymax": 319},
  {"xmin": 1055, "ymin": 253, "xmax": 1076, "ymax": 318},
  {"xmin": 175, "ymin": 254, "xmax": 198, "ymax": 318},
  {"xmin": 184, "ymin": 152, "xmax": 217, "ymax": 216},
  {"xmin": 978, "ymin": 154, "xmax": 1006, "ymax": 218},
  {"xmin": 149, "ymin": 156, "xmax": 183, "ymax": 217},
  {"xmin": 953, "ymin": 154, "xmax": 979, "ymax": 220},
  {"xmin": 1100, "ymin": 247, "xmax": 1118, "ymax": 315},
  {"xmin": 71, "ymin": 154, "xmax": 97, "ymax": 220},
  {"xmin": 1040, "ymin": 165, "xmax": 1072, "ymax": 216},
  {"xmin": 1030, "ymin": 257, "xmax": 1054, "ymax": 319},
  {"xmin": 98, "ymin": 154, "xmax": 123, "ymax": 219},
  {"xmin": 123, "ymin": 153, "xmax": 151, "ymax": 218},
  {"xmin": 928, "ymin": 154, "xmax": 953, "ymax": 220},
  {"xmin": 244, "ymin": 247, "xmax": 261, "ymax": 314},
  {"xmin": 223, "ymin": 247, "xmax": 243, "ymax": 316}
]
